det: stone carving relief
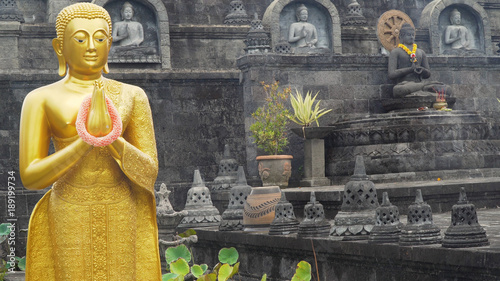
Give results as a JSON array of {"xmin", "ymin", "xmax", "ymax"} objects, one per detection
[
  {"xmin": 419, "ymin": 0, "xmax": 492, "ymax": 55},
  {"xmin": 262, "ymin": 0, "xmax": 342, "ymax": 53},
  {"xmin": 281, "ymin": 3, "xmax": 330, "ymax": 53},
  {"xmin": 105, "ymin": 0, "xmax": 160, "ymax": 63},
  {"xmin": 439, "ymin": 6, "xmax": 484, "ymax": 55}
]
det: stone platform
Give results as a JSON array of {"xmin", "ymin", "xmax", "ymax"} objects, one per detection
[
  {"xmin": 192, "ymin": 207, "xmax": 500, "ymax": 281},
  {"xmin": 212, "ymin": 176, "xmax": 500, "ymax": 219}
]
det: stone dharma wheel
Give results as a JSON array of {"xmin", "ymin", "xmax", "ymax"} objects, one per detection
[{"xmin": 377, "ymin": 10, "xmax": 415, "ymax": 51}]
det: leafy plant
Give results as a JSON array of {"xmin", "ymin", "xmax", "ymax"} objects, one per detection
[
  {"xmin": 162, "ymin": 245, "xmax": 240, "ymax": 281},
  {"xmin": 250, "ymin": 81, "xmax": 291, "ymax": 155},
  {"xmin": 288, "ymin": 90, "xmax": 332, "ymax": 128},
  {"xmin": 291, "ymin": 261, "xmax": 312, "ymax": 281}
]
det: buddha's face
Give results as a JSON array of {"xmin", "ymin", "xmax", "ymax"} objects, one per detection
[
  {"xmin": 299, "ymin": 10, "xmax": 308, "ymax": 22},
  {"xmin": 122, "ymin": 7, "xmax": 133, "ymax": 20},
  {"xmin": 400, "ymin": 30, "xmax": 415, "ymax": 45},
  {"xmin": 61, "ymin": 18, "xmax": 110, "ymax": 76},
  {"xmin": 451, "ymin": 14, "xmax": 461, "ymax": 25}
]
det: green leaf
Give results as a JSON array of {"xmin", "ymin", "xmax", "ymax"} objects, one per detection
[
  {"xmin": 191, "ymin": 264, "xmax": 205, "ymax": 278},
  {"xmin": 178, "ymin": 229, "xmax": 197, "ymax": 238},
  {"xmin": 170, "ymin": 258, "xmax": 190, "ymax": 276},
  {"xmin": 291, "ymin": 261, "xmax": 312, "ymax": 281},
  {"xmin": 162, "ymin": 273, "xmax": 180, "ymax": 281},
  {"xmin": 217, "ymin": 264, "xmax": 233, "ymax": 281},
  {"xmin": 229, "ymin": 262, "xmax": 239, "ymax": 278},
  {"xmin": 166, "ymin": 244, "xmax": 191, "ymax": 263},
  {"xmin": 261, "ymin": 273, "xmax": 267, "ymax": 281},
  {"xmin": 200, "ymin": 264, "xmax": 208, "ymax": 273},
  {"xmin": 197, "ymin": 273, "xmax": 217, "ymax": 281},
  {"xmin": 218, "ymin": 247, "xmax": 238, "ymax": 265},
  {"xmin": 17, "ymin": 257, "xmax": 26, "ymax": 271},
  {"xmin": 0, "ymin": 223, "xmax": 11, "ymax": 236}
]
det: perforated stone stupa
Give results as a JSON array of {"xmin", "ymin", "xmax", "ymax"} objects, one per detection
[
  {"xmin": 178, "ymin": 170, "xmax": 221, "ymax": 229},
  {"xmin": 269, "ymin": 191, "xmax": 299, "ymax": 235},
  {"xmin": 219, "ymin": 166, "xmax": 252, "ymax": 231},
  {"xmin": 244, "ymin": 13, "xmax": 271, "ymax": 54},
  {"xmin": 369, "ymin": 192, "xmax": 401, "ymax": 243},
  {"xmin": 400, "ymin": 189, "xmax": 441, "ymax": 246},
  {"xmin": 442, "ymin": 187, "xmax": 489, "ymax": 248},
  {"xmin": 211, "ymin": 144, "xmax": 238, "ymax": 191},
  {"xmin": 298, "ymin": 192, "xmax": 330, "ymax": 238},
  {"xmin": 331, "ymin": 156, "xmax": 379, "ymax": 239},
  {"xmin": 224, "ymin": 0, "xmax": 250, "ymax": 25}
]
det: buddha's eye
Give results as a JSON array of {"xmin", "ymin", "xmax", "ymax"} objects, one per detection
[
  {"xmin": 95, "ymin": 38, "xmax": 105, "ymax": 42},
  {"xmin": 73, "ymin": 32, "xmax": 87, "ymax": 43},
  {"xmin": 94, "ymin": 31, "xmax": 108, "ymax": 43},
  {"xmin": 74, "ymin": 37, "xmax": 85, "ymax": 43}
]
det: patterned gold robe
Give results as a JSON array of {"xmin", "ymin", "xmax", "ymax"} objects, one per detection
[{"xmin": 25, "ymin": 79, "xmax": 161, "ymax": 280}]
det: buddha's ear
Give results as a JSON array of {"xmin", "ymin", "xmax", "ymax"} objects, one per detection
[
  {"xmin": 52, "ymin": 38, "xmax": 67, "ymax": 77},
  {"xmin": 103, "ymin": 39, "xmax": 111, "ymax": 74}
]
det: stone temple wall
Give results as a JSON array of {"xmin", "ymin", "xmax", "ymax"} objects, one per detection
[{"xmin": 2, "ymin": 0, "xmax": 500, "ymax": 205}]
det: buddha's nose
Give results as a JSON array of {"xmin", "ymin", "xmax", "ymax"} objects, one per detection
[{"xmin": 87, "ymin": 39, "xmax": 96, "ymax": 51}]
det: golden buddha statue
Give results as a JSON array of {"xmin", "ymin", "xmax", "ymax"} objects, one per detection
[{"xmin": 19, "ymin": 3, "xmax": 161, "ymax": 280}]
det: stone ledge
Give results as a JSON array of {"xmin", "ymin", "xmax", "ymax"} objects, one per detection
[{"xmin": 192, "ymin": 207, "xmax": 500, "ymax": 280}]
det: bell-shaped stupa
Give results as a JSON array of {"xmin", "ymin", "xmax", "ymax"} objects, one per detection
[{"xmin": 178, "ymin": 170, "xmax": 221, "ymax": 229}]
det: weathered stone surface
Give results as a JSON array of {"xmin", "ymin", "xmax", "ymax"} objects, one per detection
[
  {"xmin": 211, "ymin": 144, "xmax": 238, "ymax": 191},
  {"xmin": 369, "ymin": 192, "xmax": 401, "ymax": 243},
  {"xmin": 269, "ymin": 191, "xmax": 299, "ymax": 235},
  {"xmin": 219, "ymin": 166, "xmax": 252, "ymax": 231},
  {"xmin": 331, "ymin": 156, "xmax": 378, "ymax": 239},
  {"xmin": 442, "ymin": 187, "xmax": 489, "ymax": 248},
  {"xmin": 298, "ymin": 192, "xmax": 330, "ymax": 238},
  {"xmin": 178, "ymin": 170, "xmax": 221, "ymax": 229},
  {"xmin": 400, "ymin": 189, "xmax": 441, "ymax": 246}
]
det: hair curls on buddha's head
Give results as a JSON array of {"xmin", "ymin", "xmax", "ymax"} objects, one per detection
[{"xmin": 56, "ymin": 3, "xmax": 112, "ymax": 45}]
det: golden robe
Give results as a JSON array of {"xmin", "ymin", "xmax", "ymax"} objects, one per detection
[{"xmin": 25, "ymin": 79, "xmax": 161, "ymax": 281}]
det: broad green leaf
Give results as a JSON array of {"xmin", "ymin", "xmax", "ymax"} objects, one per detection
[
  {"xmin": 16, "ymin": 256, "xmax": 26, "ymax": 271},
  {"xmin": 179, "ymin": 229, "xmax": 197, "ymax": 238},
  {"xmin": 200, "ymin": 264, "xmax": 208, "ymax": 273},
  {"xmin": 197, "ymin": 273, "xmax": 217, "ymax": 281},
  {"xmin": 166, "ymin": 244, "xmax": 191, "ymax": 263},
  {"xmin": 217, "ymin": 264, "xmax": 233, "ymax": 281},
  {"xmin": 0, "ymin": 223, "xmax": 11, "ymax": 236},
  {"xmin": 162, "ymin": 273, "xmax": 179, "ymax": 281},
  {"xmin": 218, "ymin": 247, "xmax": 238, "ymax": 265},
  {"xmin": 291, "ymin": 261, "xmax": 312, "ymax": 281},
  {"xmin": 229, "ymin": 262, "xmax": 240, "ymax": 278},
  {"xmin": 170, "ymin": 258, "xmax": 190, "ymax": 276},
  {"xmin": 213, "ymin": 262, "xmax": 221, "ymax": 272},
  {"xmin": 261, "ymin": 273, "xmax": 267, "ymax": 281},
  {"xmin": 191, "ymin": 264, "xmax": 205, "ymax": 278}
]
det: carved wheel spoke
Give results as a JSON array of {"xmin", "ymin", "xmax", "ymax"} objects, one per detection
[{"xmin": 377, "ymin": 10, "xmax": 415, "ymax": 51}]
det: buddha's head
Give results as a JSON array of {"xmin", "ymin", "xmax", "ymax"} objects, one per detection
[
  {"xmin": 121, "ymin": 2, "xmax": 134, "ymax": 21},
  {"xmin": 399, "ymin": 23, "xmax": 415, "ymax": 45},
  {"xmin": 296, "ymin": 4, "xmax": 308, "ymax": 22},
  {"xmin": 450, "ymin": 9, "xmax": 461, "ymax": 25},
  {"xmin": 52, "ymin": 3, "xmax": 112, "ymax": 77}
]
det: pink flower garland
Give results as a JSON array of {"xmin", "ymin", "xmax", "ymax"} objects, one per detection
[{"xmin": 76, "ymin": 95, "xmax": 122, "ymax": 147}]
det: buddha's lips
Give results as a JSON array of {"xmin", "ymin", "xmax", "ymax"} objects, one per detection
[{"xmin": 84, "ymin": 55, "xmax": 98, "ymax": 61}]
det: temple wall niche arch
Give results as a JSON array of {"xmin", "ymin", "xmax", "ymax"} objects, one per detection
[
  {"xmin": 420, "ymin": 0, "xmax": 492, "ymax": 55},
  {"xmin": 95, "ymin": 0, "xmax": 171, "ymax": 69},
  {"xmin": 262, "ymin": 0, "xmax": 341, "ymax": 53}
]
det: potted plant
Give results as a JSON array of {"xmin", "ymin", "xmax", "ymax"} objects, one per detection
[
  {"xmin": 249, "ymin": 81, "xmax": 293, "ymax": 188},
  {"xmin": 288, "ymin": 89, "xmax": 333, "ymax": 187}
]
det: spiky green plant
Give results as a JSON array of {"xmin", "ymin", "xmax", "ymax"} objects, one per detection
[{"xmin": 288, "ymin": 90, "xmax": 332, "ymax": 128}]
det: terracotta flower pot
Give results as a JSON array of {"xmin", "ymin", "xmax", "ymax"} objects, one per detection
[
  {"xmin": 256, "ymin": 155, "xmax": 293, "ymax": 188},
  {"xmin": 243, "ymin": 186, "xmax": 281, "ymax": 231}
]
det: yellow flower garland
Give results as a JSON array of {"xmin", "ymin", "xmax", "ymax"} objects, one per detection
[{"xmin": 398, "ymin": 43, "xmax": 417, "ymax": 63}]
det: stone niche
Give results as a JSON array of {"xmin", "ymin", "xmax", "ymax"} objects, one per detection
[
  {"xmin": 263, "ymin": 0, "xmax": 342, "ymax": 53},
  {"xmin": 97, "ymin": 0, "xmax": 171, "ymax": 68},
  {"xmin": 420, "ymin": 0, "xmax": 493, "ymax": 55}
]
